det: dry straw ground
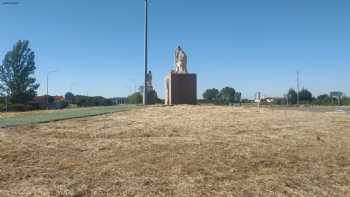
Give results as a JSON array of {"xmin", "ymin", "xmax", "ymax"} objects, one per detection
[{"xmin": 0, "ymin": 105, "xmax": 349, "ymax": 196}]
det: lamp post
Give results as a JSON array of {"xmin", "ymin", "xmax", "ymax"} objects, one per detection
[
  {"xmin": 46, "ymin": 70, "xmax": 58, "ymax": 110},
  {"xmin": 143, "ymin": 0, "xmax": 149, "ymax": 105}
]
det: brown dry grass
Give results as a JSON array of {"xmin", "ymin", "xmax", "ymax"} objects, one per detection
[{"xmin": 0, "ymin": 105, "xmax": 349, "ymax": 196}]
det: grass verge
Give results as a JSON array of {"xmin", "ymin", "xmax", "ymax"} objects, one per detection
[{"xmin": 0, "ymin": 105, "xmax": 138, "ymax": 127}]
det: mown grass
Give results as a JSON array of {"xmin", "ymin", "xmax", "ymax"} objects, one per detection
[{"xmin": 0, "ymin": 105, "xmax": 138, "ymax": 127}]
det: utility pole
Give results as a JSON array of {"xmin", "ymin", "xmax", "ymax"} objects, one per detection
[
  {"xmin": 143, "ymin": 0, "xmax": 149, "ymax": 105},
  {"xmin": 296, "ymin": 70, "xmax": 300, "ymax": 106}
]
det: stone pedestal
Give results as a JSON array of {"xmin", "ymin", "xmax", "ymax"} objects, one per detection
[{"xmin": 165, "ymin": 73, "xmax": 197, "ymax": 105}]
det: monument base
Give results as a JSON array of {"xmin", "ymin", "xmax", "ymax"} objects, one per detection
[{"xmin": 165, "ymin": 73, "xmax": 197, "ymax": 105}]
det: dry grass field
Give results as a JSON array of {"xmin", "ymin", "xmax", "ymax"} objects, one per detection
[{"xmin": 0, "ymin": 105, "xmax": 349, "ymax": 196}]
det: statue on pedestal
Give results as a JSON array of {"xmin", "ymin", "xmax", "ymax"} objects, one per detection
[{"xmin": 165, "ymin": 46, "xmax": 197, "ymax": 105}]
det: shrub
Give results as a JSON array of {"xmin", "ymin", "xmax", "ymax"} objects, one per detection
[
  {"xmin": 0, "ymin": 103, "xmax": 5, "ymax": 111},
  {"xmin": 342, "ymin": 97, "xmax": 350, "ymax": 106},
  {"xmin": 9, "ymin": 104, "xmax": 34, "ymax": 112}
]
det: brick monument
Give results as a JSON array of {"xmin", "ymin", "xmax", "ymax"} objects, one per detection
[{"xmin": 165, "ymin": 46, "xmax": 197, "ymax": 105}]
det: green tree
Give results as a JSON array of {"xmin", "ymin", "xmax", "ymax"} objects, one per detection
[
  {"xmin": 48, "ymin": 95, "xmax": 55, "ymax": 104},
  {"xmin": 317, "ymin": 94, "xmax": 330, "ymax": 100},
  {"xmin": 65, "ymin": 92, "xmax": 75, "ymax": 104},
  {"xmin": 342, "ymin": 97, "xmax": 350, "ymax": 106},
  {"xmin": 203, "ymin": 88, "xmax": 219, "ymax": 102},
  {"xmin": 0, "ymin": 40, "xmax": 39, "ymax": 104},
  {"xmin": 287, "ymin": 89, "xmax": 297, "ymax": 104},
  {"xmin": 148, "ymin": 89, "xmax": 160, "ymax": 104},
  {"xmin": 299, "ymin": 88, "xmax": 313, "ymax": 103},
  {"xmin": 220, "ymin": 87, "xmax": 236, "ymax": 104},
  {"xmin": 233, "ymin": 92, "xmax": 242, "ymax": 103},
  {"xmin": 127, "ymin": 92, "xmax": 143, "ymax": 104}
]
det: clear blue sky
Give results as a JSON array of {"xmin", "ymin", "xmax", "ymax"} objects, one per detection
[{"xmin": 1, "ymin": 0, "xmax": 349, "ymax": 99}]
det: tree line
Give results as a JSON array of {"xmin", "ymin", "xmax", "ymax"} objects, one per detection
[
  {"xmin": 65, "ymin": 92, "xmax": 114, "ymax": 107},
  {"xmin": 126, "ymin": 89, "xmax": 161, "ymax": 105},
  {"xmin": 202, "ymin": 87, "xmax": 241, "ymax": 105},
  {"xmin": 266, "ymin": 88, "xmax": 349, "ymax": 106},
  {"xmin": 203, "ymin": 87, "xmax": 350, "ymax": 106}
]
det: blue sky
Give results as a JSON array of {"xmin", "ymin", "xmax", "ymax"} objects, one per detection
[{"xmin": 1, "ymin": 0, "xmax": 349, "ymax": 99}]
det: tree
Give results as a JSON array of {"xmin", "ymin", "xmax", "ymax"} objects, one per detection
[
  {"xmin": 65, "ymin": 92, "xmax": 75, "ymax": 104},
  {"xmin": 299, "ymin": 88, "xmax": 313, "ymax": 103},
  {"xmin": 315, "ymin": 94, "xmax": 331, "ymax": 105},
  {"xmin": 287, "ymin": 89, "xmax": 297, "ymax": 104},
  {"xmin": 48, "ymin": 95, "xmax": 55, "ymax": 104},
  {"xmin": 233, "ymin": 92, "xmax": 242, "ymax": 103},
  {"xmin": 220, "ymin": 87, "xmax": 236, "ymax": 104},
  {"xmin": 148, "ymin": 89, "xmax": 160, "ymax": 104},
  {"xmin": 317, "ymin": 94, "xmax": 330, "ymax": 101},
  {"xmin": 127, "ymin": 92, "xmax": 143, "ymax": 104},
  {"xmin": 0, "ymin": 40, "xmax": 39, "ymax": 104},
  {"xmin": 73, "ymin": 95, "xmax": 113, "ymax": 107},
  {"xmin": 203, "ymin": 88, "xmax": 219, "ymax": 102}
]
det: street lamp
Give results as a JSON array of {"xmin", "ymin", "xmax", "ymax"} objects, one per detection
[{"xmin": 47, "ymin": 70, "xmax": 58, "ymax": 110}]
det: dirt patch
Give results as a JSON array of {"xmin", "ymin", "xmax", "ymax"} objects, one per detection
[{"xmin": 0, "ymin": 105, "xmax": 349, "ymax": 196}]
